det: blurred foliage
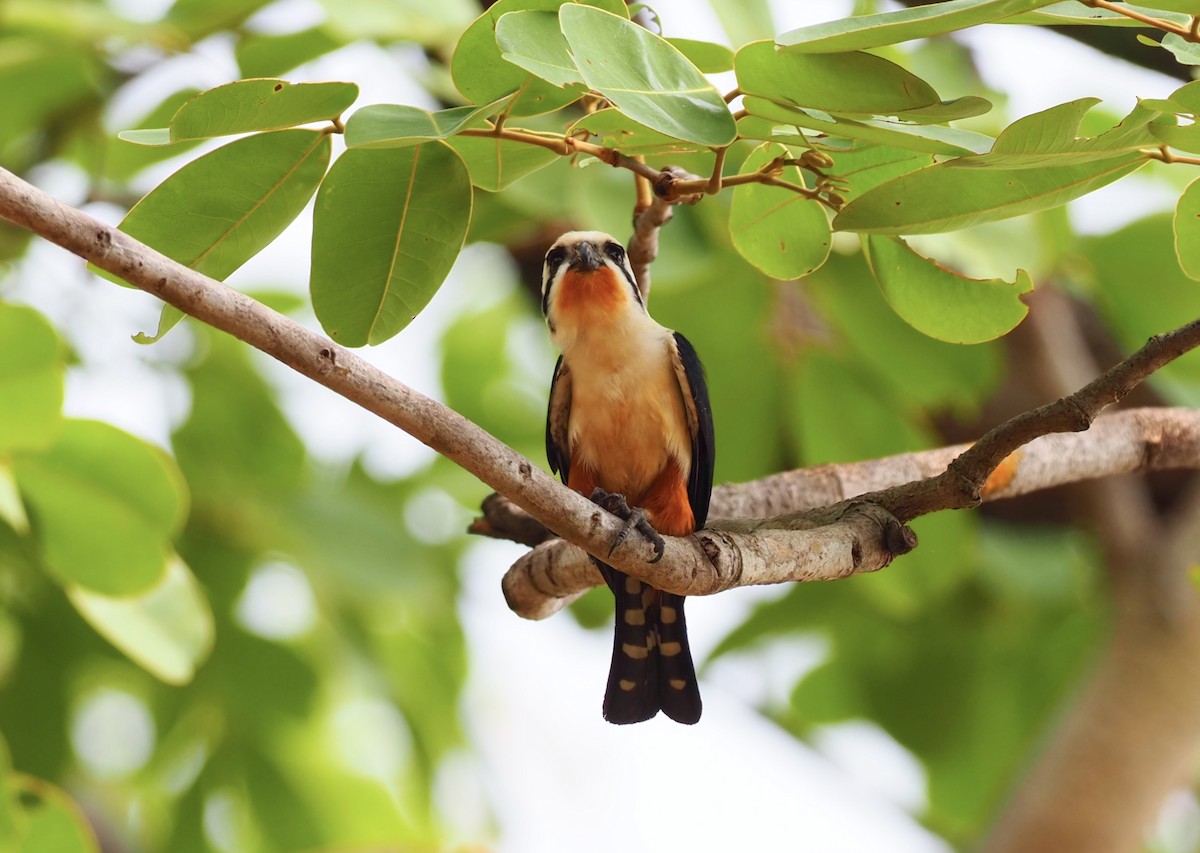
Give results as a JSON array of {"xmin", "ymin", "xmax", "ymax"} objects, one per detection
[{"xmin": 1, "ymin": 0, "xmax": 1199, "ymax": 850}]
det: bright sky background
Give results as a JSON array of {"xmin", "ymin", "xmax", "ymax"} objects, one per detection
[{"xmin": 8, "ymin": 0, "xmax": 1191, "ymax": 850}]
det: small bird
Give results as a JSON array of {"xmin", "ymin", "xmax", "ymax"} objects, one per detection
[{"xmin": 542, "ymin": 230, "xmax": 715, "ymax": 725}]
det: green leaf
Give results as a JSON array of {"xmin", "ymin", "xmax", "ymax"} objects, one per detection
[
  {"xmin": 167, "ymin": 78, "xmax": 357, "ymax": 141},
  {"xmin": 888, "ymin": 96, "xmax": 992, "ymax": 125},
  {"xmin": 167, "ymin": 0, "xmax": 273, "ymax": 37},
  {"xmin": 835, "ymin": 99, "xmax": 1157, "ymax": 233},
  {"xmin": 13, "ymin": 775, "xmax": 99, "ymax": 853},
  {"xmin": 132, "ymin": 304, "xmax": 186, "ymax": 346},
  {"xmin": 311, "ymin": 143, "xmax": 472, "ymax": 346},
  {"xmin": 105, "ymin": 88, "xmax": 203, "ymax": 183},
  {"xmin": 0, "ymin": 304, "xmax": 63, "ymax": 453},
  {"xmin": 236, "ymin": 26, "xmax": 344, "ymax": 78},
  {"xmin": 12, "ymin": 419, "xmax": 188, "ymax": 596},
  {"xmin": 317, "ymin": 0, "xmax": 477, "ymax": 43},
  {"xmin": 864, "ymin": 236, "xmax": 1032, "ymax": 343},
  {"xmin": 994, "ymin": 97, "xmax": 1099, "ymax": 156},
  {"xmin": 571, "ymin": 108, "xmax": 709, "ymax": 155},
  {"xmin": 1132, "ymin": 0, "xmax": 1200, "ymax": 12},
  {"xmin": 1004, "ymin": 1, "xmax": 1188, "ymax": 24},
  {"xmin": 559, "ymin": 5, "xmax": 737, "ymax": 146},
  {"xmin": 344, "ymin": 97, "xmax": 511, "ymax": 149},
  {"xmin": 666, "ymin": 38, "xmax": 734, "ymax": 73},
  {"xmin": 828, "ymin": 145, "xmax": 935, "ymax": 203},
  {"xmin": 450, "ymin": 0, "xmax": 625, "ymax": 118},
  {"xmin": 1167, "ymin": 79, "xmax": 1200, "ymax": 114},
  {"xmin": 729, "ymin": 142, "xmax": 831, "ymax": 279},
  {"xmin": 444, "ymin": 135, "xmax": 559, "ymax": 190},
  {"xmin": 1175, "ymin": 177, "xmax": 1200, "ymax": 281},
  {"xmin": 116, "ymin": 128, "xmax": 173, "ymax": 146},
  {"xmin": 0, "ymin": 41, "xmax": 101, "ymax": 155},
  {"xmin": 835, "ymin": 152, "xmax": 1144, "ymax": 234},
  {"xmin": 107, "ymin": 130, "xmax": 330, "ymax": 341},
  {"xmin": 1152, "ymin": 119, "xmax": 1200, "ymax": 153},
  {"xmin": 1158, "ymin": 32, "xmax": 1200, "ymax": 65},
  {"xmin": 743, "ymin": 96, "xmax": 992, "ymax": 156},
  {"xmin": 778, "ymin": 0, "xmax": 1062, "ymax": 53},
  {"xmin": 67, "ymin": 556, "xmax": 214, "ymax": 685},
  {"xmin": 496, "ymin": 11, "xmax": 584, "ymax": 87},
  {"xmin": 709, "ymin": 0, "xmax": 774, "ymax": 46},
  {"xmin": 1150, "ymin": 82, "xmax": 1200, "ymax": 152},
  {"xmin": 736, "ymin": 41, "xmax": 940, "ymax": 116},
  {"xmin": 0, "ymin": 464, "xmax": 29, "ymax": 534}
]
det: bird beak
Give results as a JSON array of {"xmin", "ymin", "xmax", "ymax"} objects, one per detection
[{"xmin": 570, "ymin": 241, "xmax": 603, "ymax": 272}]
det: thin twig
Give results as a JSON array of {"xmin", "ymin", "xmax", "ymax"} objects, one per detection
[{"xmin": 1084, "ymin": 0, "xmax": 1193, "ymax": 38}]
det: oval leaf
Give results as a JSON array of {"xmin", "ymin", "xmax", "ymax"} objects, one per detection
[
  {"xmin": 666, "ymin": 38, "xmax": 734, "ymax": 73},
  {"xmin": 344, "ymin": 96, "xmax": 511, "ymax": 149},
  {"xmin": 865, "ymin": 235, "xmax": 1032, "ymax": 343},
  {"xmin": 835, "ymin": 153, "xmax": 1146, "ymax": 234},
  {"xmin": 13, "ymin": 420, "xmax": 188, "ymax": 596},
  {"xmin": 13, "ymin": 776, "xmax": 99, "ymax": 853},
  {"xmin": 451, "ymin": 0, "xmax": 625, "ymax": 118},
  {"xmin": 67, "ymin": 556, "xmax": 214, "ymax": 685},
  {"xmin": 110, "ymin": 130, "xmax": 330, "ymax": 339},
  {"xmin": 445, "ymin": 134, "xmax": 559, "ymax": 190},
  {"xmin": 778, "ymin": 0, "xmax": 1062, "ymax": 53},
  {"xmin": 116, "ymin": 129, "xmax": 329, "ymax": 278},
  {"xmin": 560, "ymin": 5, "xmax": 736, "ymax": 146},
  {"xmin": 169, "ymin": 78, "xmax": 358, "ymax": 141},
  {"xmin": 311, "ymin": 143, "xmax": 472, "ymax": 346},
  {"xmin": 729, "ymin": 142, "xmax": 831, "ymax": 279},
  {"xmin": 0, "ymin": 304, "xmax": 63, "ymax": 454},
  {"xmin": 1175, "ymin": 176, "xmax": 1200, "ymax": 281},
  {"xmin": 496, "ymin": 10, "xmax": 584, "ymax": 87},
  {"xmin": 736, "ymin": 40, "xmax": 940, "ymax": 116},
  {"xmin": 743, "ymin": 96, "xmax": 992, "ymax": 156},
  {"xmin": 571, "ymin": 108, "xmax": 708, "ymax": 155}
]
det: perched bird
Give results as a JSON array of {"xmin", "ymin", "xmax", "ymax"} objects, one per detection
[{"xmin": 541, "ymin": 230, "xmax": 715, "ymax": 725}]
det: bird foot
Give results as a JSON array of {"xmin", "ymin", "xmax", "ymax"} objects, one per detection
[{"xmin": 590, "ymin": 488, "xmax": 665, "ymax": 563}]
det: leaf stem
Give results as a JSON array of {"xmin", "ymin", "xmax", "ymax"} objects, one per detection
[
  {"xmin": 705, "ymin": 147, "xmax": 727, "ymax": 195},
  {"xmin": 1084, "ymin": 0, "xmax": 1194, "ymax": 39},
  {"xmin": 1143, "ymin": 145, "xmax": 1200, "ymax": 166}
]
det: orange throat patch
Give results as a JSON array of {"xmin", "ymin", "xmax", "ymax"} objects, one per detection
[{"xmin": 553, "ymin": 268, "xmax": 627, "ymax": 323}]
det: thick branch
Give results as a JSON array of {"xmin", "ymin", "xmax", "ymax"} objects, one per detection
[
  {"xmin": 0, "ymin": 166, "xmax": 670, "ymax": 576},
  {"xmin": 500, "ymin": 407, "xmax": 1200, "ymax": 618},
  {"xmin": 876, "ymin": 317, "xmax": 1200, "ymax": 523}
]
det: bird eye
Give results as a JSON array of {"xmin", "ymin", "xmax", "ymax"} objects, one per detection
[
  {"xmin": 604, "ymin": 242, "xmax": 625, "ymax": 264},
  {"xmin": 546, "ymin": 246, "xmax": 567, "ymax": 269}
]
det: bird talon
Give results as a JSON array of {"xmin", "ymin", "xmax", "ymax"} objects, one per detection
[{"xmin": 590, "ymin": 488, "xmax": 666, "ymax": 561}]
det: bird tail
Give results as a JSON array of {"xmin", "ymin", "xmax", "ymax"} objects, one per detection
[
  {"xmin": 656, "ymin": 591, "xmax": 702, "ymax": 724},
  {"xmin": 598, "ymin": 565, "xmax": 702, "ymax": 725}
]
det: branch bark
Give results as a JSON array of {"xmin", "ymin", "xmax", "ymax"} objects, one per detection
[{"xmin": 498, "ymin": 407, "xmax": 1200, "ymax": 618}]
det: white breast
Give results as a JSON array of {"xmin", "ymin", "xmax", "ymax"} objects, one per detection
[{"xmin": 558, "ymin": 313, "xmax": 692, "ymax": 496}]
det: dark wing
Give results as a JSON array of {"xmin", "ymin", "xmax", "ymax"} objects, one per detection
[
  {"xmin": 670, "ymin": 333, "xmax": 715, "ymax": 529},
  {"xmin": 545, "ymin": 355, "xmax": 572, "ymax": 485}
]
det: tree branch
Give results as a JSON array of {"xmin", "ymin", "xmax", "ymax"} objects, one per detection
[
  {"xmin": 499, "ymin": 407, "xmax": 1200, "ymax": 618},
  {"xmin": 3, "ymin": 166, "xmax": 1199, "ymax": 638},
  {"xmin": 0, "ymin": 166, "xmax": 669, "ymax": 576}
]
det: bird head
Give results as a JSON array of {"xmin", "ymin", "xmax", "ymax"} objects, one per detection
[{"xmin": 540, "ymin": 231, "xmax": 645, "ymax": 322}]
